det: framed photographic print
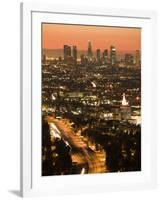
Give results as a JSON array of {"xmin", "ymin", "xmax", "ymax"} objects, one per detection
[{"xmin": 20, "ymin": 2, "xmax": 157, "ymax": 197}]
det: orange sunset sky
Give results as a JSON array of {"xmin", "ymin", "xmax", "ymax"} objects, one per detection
[{"xmin": 42, "ymin": 23, "xmax": 141, "ymax": 52}]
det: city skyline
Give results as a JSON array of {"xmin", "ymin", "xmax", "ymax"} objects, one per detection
[
  {"xmin": 42, "ymin": 23, "xmax": 141, "ymax": 52},
  {"xmin": 42, "ymin": 23, "xmax": 141, "ymax": 176}
]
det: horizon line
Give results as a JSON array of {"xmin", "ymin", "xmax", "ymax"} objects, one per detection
[{"xmin": 43, "ymin": 48, "xmax": 141, "ymax": 51}]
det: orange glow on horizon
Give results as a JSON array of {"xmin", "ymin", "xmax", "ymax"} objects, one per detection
[{"xmin": 42, "ymin": 23, "xmax": 141, "ymax": 52}]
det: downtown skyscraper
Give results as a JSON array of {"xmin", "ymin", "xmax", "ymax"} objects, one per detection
[
  {"xmin": 64, "ymin": 44, "xmax": 77, "ymax": 64},
  {"xmin": 110, "ymin": 46, "xmax": 117, "ymax": 66},
  {"xmin": 87, "ymin": 40, "xmax": 93, "ymax": 60}
]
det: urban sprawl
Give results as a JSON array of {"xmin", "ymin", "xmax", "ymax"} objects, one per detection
[{"xmin": 42, "ymin": 41, "xmax": 141, "ymax": 176}]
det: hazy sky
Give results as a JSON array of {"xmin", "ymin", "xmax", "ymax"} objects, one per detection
[{"xmin": 42, "ymin": 23, "xmax": 141, "ymax": 52}]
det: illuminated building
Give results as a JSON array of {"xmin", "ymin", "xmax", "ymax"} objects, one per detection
[
  {"xmin": 96, "ymin": 49, "xmax": 101, "ymax": 62},
  {"xmin": 110, "ymin": 46, "xmax": 117, "ymax": 66},
  {"xmin": 64, "ymin": 45, "xmax": 77, "ymax": 64},
  {"xmin": 73, "ymin": 45, "xmax": 77, "ymax": 63},
  {"xmin": 42, "ymin": 54, "xmax": 46, "ymax": 63},
  {"xmin": 112, "ymin": 106, "xmax": 121, "ymax": 120},
  {"xmin": 65, "ymin": 92, "xmax": 84, "ymax": 98},
  {"xmin": 135, "ymin": 50, "xmax": 141, "ymax": 67},
  {"xmin": 80, "ymin": 54, "xmax": 88, "ymax": 65},
  {"xmin": 112, "ymin": 93, "xmax": 131, "ymax": 120},
  {"xmin": 80, "ymin": 54, "xmax": 85, "ymax": 65},
  {"xmin": 120, "ymin": 93, "xmax": 131, "ymax": 120},
  {"xmin": 87, "ymin": 40, "xmax": 93, "ymax": 60},
  {"xmin": 102, "ymin": 49, "xmax": 108, "ymax": 64},
  {"xmin": 124, "ymin": 54, "xmax": 134, "ymax": 65},
  {"xmin": 121, "ymin": 93, "xmax": 129, "ymax": 106},
  {"xmin": 64, "ymin": 45, "xmax": 71, "ymax": 61}
]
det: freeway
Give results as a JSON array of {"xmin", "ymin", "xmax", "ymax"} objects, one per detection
[{"xmin": 47, "ymin": 116, "xmax": 107, "ymax": 174}]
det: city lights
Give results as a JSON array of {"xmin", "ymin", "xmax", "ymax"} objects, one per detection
[{"xmin": 42, "ymin": 24, "xmax": 141, "ymax": 176}]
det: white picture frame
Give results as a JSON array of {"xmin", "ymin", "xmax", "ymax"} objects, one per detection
[{"xmin": 20, "ymin": 2, "xmax": 157, "ymax": 197}]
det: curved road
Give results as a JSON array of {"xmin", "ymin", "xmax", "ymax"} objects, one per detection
[{"xmin": 47, "ymin": 116, "xmax": 107, "ymax": 174}]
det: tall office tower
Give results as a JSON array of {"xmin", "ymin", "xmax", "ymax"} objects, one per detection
[
  {"xmin": 135, "ymin": 50, "xmax": 141, "ymax": 67},
  {"xmin": 73, "ymin": 45, "xmax": 77, "ymax": 63},
  {"xmin": 103, "ymin": 49, "xmax": 108, "ymax": 64},
  {"xmin": 110, "ymin": 46, "xmax": 117, "ymax": 66},
  {"xmin": 96, "ymin": 49, "xmax": 101, "ymax": 62},
  {"xmin": 124, "ymin": 53, "xmax": 134, "ymax": 65},
  {"xmin": 42, "ymin": 54, "xmax": 46, "ymax": 63},
  {"xmin": 80, "ymin": 54, "xmax": 85, "ymax": 65},
  {"xmin": 87, "ymin": 40, "xmax": 93, "ymax": 60},
  {"xmin": 80, "ymin": 54, "xmax": 88, "ymax": 65},
  {"xmin": 64, "ymin": 45, "xmax": 71, "ymax": 61}
]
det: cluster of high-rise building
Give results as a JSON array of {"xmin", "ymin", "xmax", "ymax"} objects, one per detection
[
  {"xmin": 43, "ymin": 40, "xmax": 141, "ymax": 68},
  {"xmin": 86, "ymin": 41, "xmax": 117, "ymax": 65},
  {"xmin": 63, "ymin": 45, "xmax": 77, "ymax": 64},
  {"xmin": 60, "ymin": 40, "xmax": 140, "ymax": 67},
  {"xmin": 63, "ymin": 40, "xmax": 117, "ymax": 66}
]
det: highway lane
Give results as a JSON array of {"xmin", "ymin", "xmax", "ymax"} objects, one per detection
[{"xmin": 47, "ymin": 116, "xmax": 107, "ymax": 174}]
